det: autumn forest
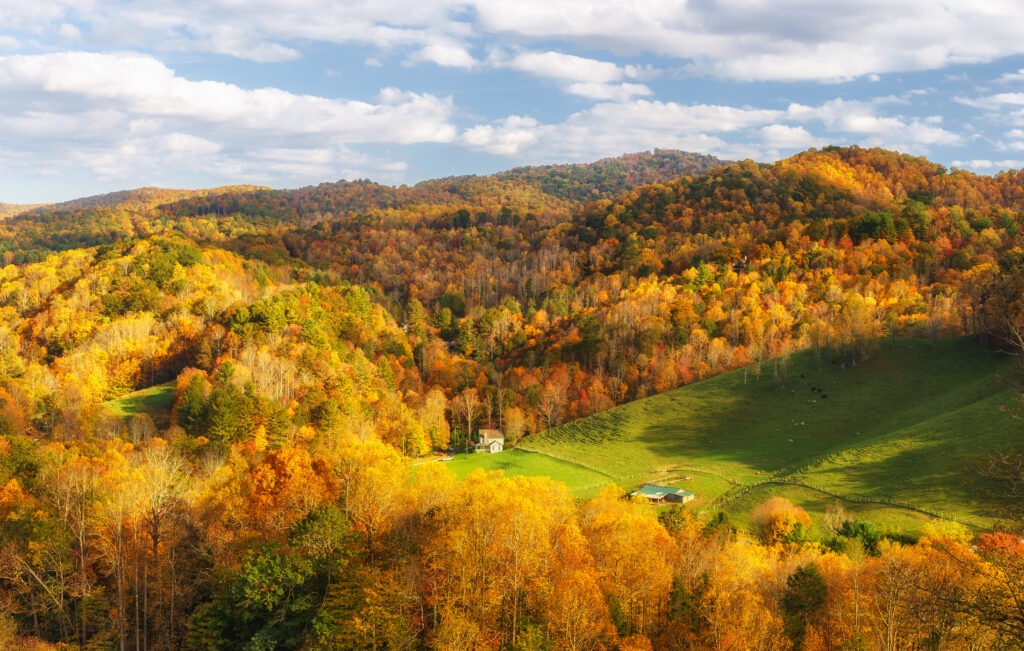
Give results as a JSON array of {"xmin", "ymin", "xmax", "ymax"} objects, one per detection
[{"xmin": 2, "ymin": 147, "xmax": 1024, "ymax": 650}]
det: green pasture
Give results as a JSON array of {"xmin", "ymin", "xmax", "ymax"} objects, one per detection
[
  {"xmin": 509, "ymin": 338, "xmax": 1018, "ymax": 530},
  {"xmin": 718, "ymin": 483, "xmax": 939, "ymax": 538},
  {"xmin": 438, "ymin": 449, "xmax": 615, "ymax": 498},
  {"xmin": 103, "ymin": 381, "xmax": 177, "ymax": 429}
]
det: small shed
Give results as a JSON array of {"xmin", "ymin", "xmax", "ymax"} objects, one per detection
[
  {"xmin": 629, "ymin": 484, "xmax": 695, "ymax": 504},
  {"xmin": 474, "ymin": 428, "xmax": 505, "ymax": 453}
]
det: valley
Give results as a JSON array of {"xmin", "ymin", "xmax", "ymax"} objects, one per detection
[{"xmin": 3, "ymin": 147, "xmax": 1024, "ymax": 649}]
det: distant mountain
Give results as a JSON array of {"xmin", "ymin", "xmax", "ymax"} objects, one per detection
[
  {"xmin": 0, "ymin": 149, "xmax": 728, "ymax": 255},
  {"xmin": 0, "ymin": 202, "xmax": 48, "ymax": 219},
  {"xmin": 415, "ymin": 149, "xmax": 729, "ymax": 204},
  {"xmin": 160, "ymin": 149, "xmax": 730, "ymax": 227},
  {"xmin": 15, "ymin": 185, "xmax": 268, "ymax": 216},
  {"xmin": 492, "ymin": 149, "xmax": 729, "ymax": 202},
  {"xmin": 7, "ymin": 150, "xmax": 726, "ymax": 223}
]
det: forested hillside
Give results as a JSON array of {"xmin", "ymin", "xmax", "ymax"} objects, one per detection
[
  {"xmin": 0, "ymin": 203, "xmax": 43, "ymax": 220},
  {"xmin": 2, "ymin": 147, "xmax": 1024, "ymax": 650}
]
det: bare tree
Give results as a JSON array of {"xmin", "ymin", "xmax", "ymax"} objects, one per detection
[
  {"xmin": 450, "ymin": 388, "xmax": 481, "ymax": 452},
  {"xmin": 126, "ymin": 413, "xmax": 157, "ymax": 444},
  {"xmin": 137, "ymin": 446, "xmax": 187, "ymax": 648},
  {"xmin": 94, "ymin": 470, "xmax": 141, "ymax": 651},
  {"xmin": 46, "ymin": 456, "xmax": 101, "ymax": 646}
]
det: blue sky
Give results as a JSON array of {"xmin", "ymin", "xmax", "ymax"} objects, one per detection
[{"xmin": 4, "ymin": 1, "xmax": 1024, "ymax": 203}]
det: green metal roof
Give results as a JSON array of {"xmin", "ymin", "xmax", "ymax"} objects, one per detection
[{"xmin": 634, "ymin": 484, "xmax": 694, "ymax": 499}]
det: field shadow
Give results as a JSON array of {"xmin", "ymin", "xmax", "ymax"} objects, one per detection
[{"xmin": 631, "ymin": 339, "xmax": 1009, "ymax": 490}]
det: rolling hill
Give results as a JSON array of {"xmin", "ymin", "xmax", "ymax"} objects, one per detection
[
  {"xmin": 0, "ymin": 202, "xmax": 47, "ymax": 219},
  {"xmin": 508, "ymin": 338, "xmax": 1018, "ymax": 529}
]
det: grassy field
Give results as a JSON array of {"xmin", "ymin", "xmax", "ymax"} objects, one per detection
[
  {"xmin": 719, "ymin": 483, "xmax": 939, "ymax": 537},
  {"xmin": 510, "ymin": 338, "xmax": 1019, "ymax": 530},
  {"xmin": 103, "ymin": 381, "xmax": 177, "ymax": 429},
  {"xmin": 437, "ymin": 449, "xmax": 614, "ymax": 498}
]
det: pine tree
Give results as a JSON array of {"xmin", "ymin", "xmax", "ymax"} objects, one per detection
[
  {"xmin": 177, "ymin": 376, "xmax": 208, "ymax": 437},
  {"xmin": 782, "ymin": 563, "xmax": 827, "ymax": 648},
  {"xmin": 206, "ymin": 384, "xmax": 244, "ymax": 445}
]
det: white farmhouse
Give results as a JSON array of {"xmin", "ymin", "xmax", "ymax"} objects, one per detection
[{"xmin": 474, "ymin": 428, "xmax": 504, "ymax": 453}]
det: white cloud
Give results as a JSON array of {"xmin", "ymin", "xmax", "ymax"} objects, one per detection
[
  {"xmin": 464, "ymin": 94, "xmax": 965, "ymax": 164},
  {"xmin": 0, "ymin": 0, "xmax": 79, "ymax": 30},
  {"xmin": 245, "ymin": 146, "xmax": 392, "ymax": 180},
  {"xmin": 6, "ymin": 0, "xmax": 1024, "ymax": 83},
  {"xmin": 471, "ymin": 0, "xmax": 1024, "ymax": 82},
  {"xmin": 0, "ymin": 52, "xmax": 456, "ymax": 143},
  {"xmin": 786, "ymin": 98, "xmax": 963, "ymax": 147},
  {"xmin": 160, "ymin": 133, "xmax": 222, "ymax": 155},
  {"xmin": 997, "ymin": 128, "xmax": 1024, "ymax": 151},
  {"xmin": 407, "ymin": 42, "xmax": 476, "ymax": 69},
  {"xmin": 463, "ymin": 116, "xmax": 540, "ymax": 156},
  {"xmin": 0, "ymin": 51, "xmax": 455, "ymax": 188},
  {"xmin": 182, "ymin": 25, "xmax": 302, "ymax": 63},
  {"xmin": 13, "ymin": 1, "xmax": 471, "ymax": 63},
  {"xmin": 492, "ymin": 50, "xmax": 653, "ymax": 100},
  {"xmin": 997, "ymin": 69, "xmax": 1024, "ymax": 83},
  {"xmin": 0, "ymin": 3, "xmax": 1008, "ymax": 198},
  {"xmin": 956, "ymin": 92, "xmax": 1024, "ymax": 109},
  {"xmin": 57, "ymin": 22, "xmax": 81, "ymax": 40},
  {"xmin": 761, "ymin": 124, "xmax": 823, "ymax": 150},
  {"xmin": 950, "ymin": 159, "xmax": 1024, "ymax": 171},
  {"xmin": 501, "ymin": 50, "xmax": 631, "ymax": 84},
  {"xmin": 564, "ymin": 82, "xmax": 652, "ymax": 101},
  {"xmin": 462, "ymin": 100, "xmax": 777, "ymax": 160},
  {"xmin": 66, "ymin": 134, "xmax": 225, "ymax": 180},
  {"xmin": 952, "ymin": 91, "xmax": 1024, "ymax": 128}
]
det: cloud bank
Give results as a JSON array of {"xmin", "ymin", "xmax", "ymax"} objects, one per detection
[{"xmin": 0, "ymin": 0, "xmax": 1020, "ymax": 198}]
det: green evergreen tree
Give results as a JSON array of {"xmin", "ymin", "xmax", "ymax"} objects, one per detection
[
  {"xmin": 782, "ymin": 563, "xmax": 827, "ymax": 648},
  {"xmin": 206, "ymin": 384, "xmax": 244, "ymax": 445},
  {"xmin": 177, "ymin": 375, "xmax": 209, "ymax": 437}
]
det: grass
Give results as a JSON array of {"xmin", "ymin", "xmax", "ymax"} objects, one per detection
[
  {"xmin": 720, "ymin": 484, "xmax": 937, "ymax": 538},
  {"xmin": 439, "ymin": 449, "xmax": 615, "ymax": 498},
  {"xmin": 103, "ymin": 381, "xmax": 177, "ymax": 429},
  {"xmin": 514, "ymin": 338, "xmax": 1019, "ymax": 530}
]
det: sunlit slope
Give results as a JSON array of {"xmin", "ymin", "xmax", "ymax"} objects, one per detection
[
  {"xmin": 103, "ymin": 381, "xmax": 177, "ymax": 429},
  {"xmin": 522, "ymin": 338, "xmax": 1017, "ymax": 524},
  {"xmin": 438, "ymin": 449, "xmax": 612, "ymax": 498}
]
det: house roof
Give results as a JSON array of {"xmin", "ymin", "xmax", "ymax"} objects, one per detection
[{"xmin": 633, "ymin": 484, "xmax": 694, "ymax": 499}]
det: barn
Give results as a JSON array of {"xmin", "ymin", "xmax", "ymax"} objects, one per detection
[{"xmin": 629, "ymin": 484, "xmax": 695, "ymax": 504}]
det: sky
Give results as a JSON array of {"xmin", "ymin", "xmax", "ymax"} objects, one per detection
[{"xmin": 4, "ymin": 1, "xmax": 1024, "ymax": 202}]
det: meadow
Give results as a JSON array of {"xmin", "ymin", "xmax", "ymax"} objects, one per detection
[
  {"xmin": 434, "ymin": 448, "xmax": 614, "ymax": 498},
  {"xmin": 454, "ymin": 338, "xmax": 1019, "ymax": 531},
  {"xmin": 718, "ymin": 484, "xmax": 938, "ymax": 537},
  {"xmin": 103, "ymin": 381, "xmax": 177, "ymax": 429}
]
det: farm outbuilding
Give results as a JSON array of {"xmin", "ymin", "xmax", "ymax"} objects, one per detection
[{"xmin": 629, "ymin": 484, "xmax": 695, "ymax": 504}]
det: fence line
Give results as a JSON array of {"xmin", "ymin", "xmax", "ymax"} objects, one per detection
[
  {"xmin": 515, "ymin": 444, "xmax": 630, "ymax": 481},
  {"xmin": 701, "ymin": 478, "xmax": 984, "ymax": 529},
  {"xmin": 520, "ymin": 448, "xmax": 983, "ymax": 528},
  {"xmin": 517, "ymin": 447, "xmax": 984, "ymax": 528}
]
